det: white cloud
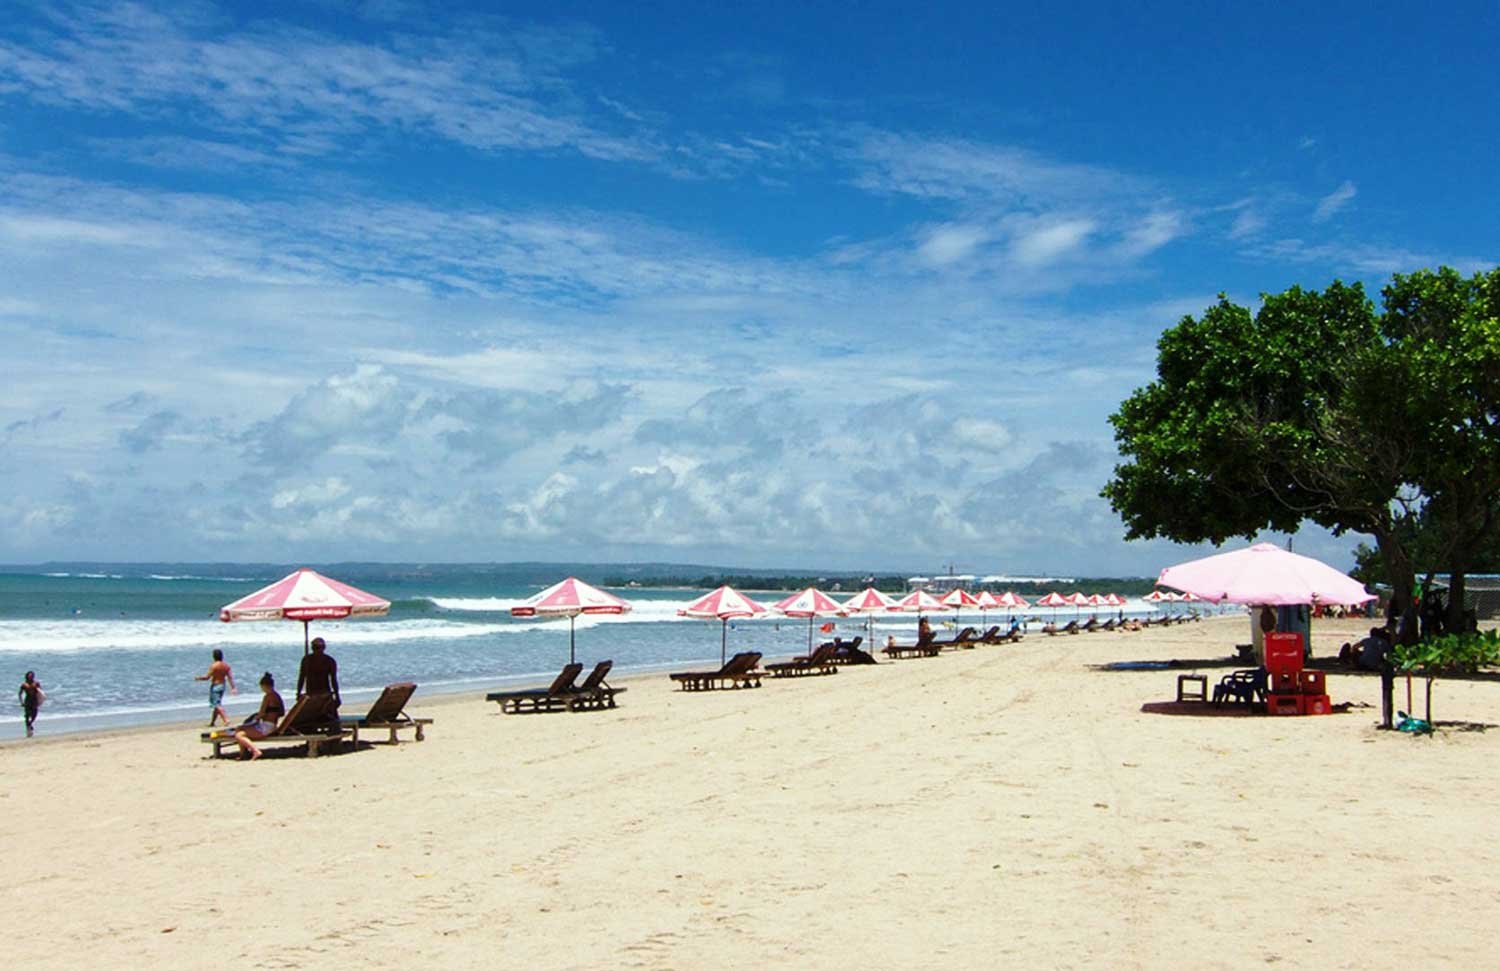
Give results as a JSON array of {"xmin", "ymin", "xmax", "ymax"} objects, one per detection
[
  {"xmin": 1313, "ymin": 180, "xmax": 1357, "ymax": 222},
  {"xmin": 1009, "ymin": 218, "xmax": 1095, "ymax": 267},
  {"xmin": 916, "ymin": 224, "xmax": 988, "ymax": 267}
]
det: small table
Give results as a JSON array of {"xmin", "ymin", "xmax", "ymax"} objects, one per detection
[{"xmin": 1177, "ymin": 674, "xmax": 1208, "ymax": 703}]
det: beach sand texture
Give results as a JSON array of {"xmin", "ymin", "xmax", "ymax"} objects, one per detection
[{"xmin": 3, "ymin": 616, "xmax": 1498, "ymax": 970}]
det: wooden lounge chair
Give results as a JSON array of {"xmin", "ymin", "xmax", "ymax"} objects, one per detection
[
  {"xmin": 1099, "ymin": 618, "xmax": 1118, "ymax": 632},
  {"xmin": 339, "ymin": 682, "xmax": 433, "ymax": 745},
  {"xmin": 930, "ymin": 626, "xmax": 977, "ymax": 650},
  {"xmin": 765, "ymin": 642, "xmax": 840, "ymax": 678},
  {"xmin": 566, "ymin": 660, "xmax": 627, "ymax": 711},
  {"xmin": 669, "ymin": 651, "xmax": 764, "ymax": 691},
  {"xmin": 201, "ymin": 694, "xmax": 347, "ymax": 759},
  {"xmin": 486, "ymin": 662, "xmax": 583, "ymax": 714},
  {"xmin": 882, "ymin": 632, "xmax": 940, "ymax": 659},
  {"xmin": 827, "ymin": 636, "xmax": 877, "ymax": 665},
  {"xmin": 972, "ymin": 625, "xmax": 1002, "ymax": 644},
  {"xmin": 989, "ymin": 622, "xmax": 1024, "ymax": 643},
  {"xmin": 1080, "ymin": 617, "xmax": 1101, "ymax": 633}
]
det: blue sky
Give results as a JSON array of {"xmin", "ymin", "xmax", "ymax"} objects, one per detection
[{"xmin": 1, "ymin": 0, "xmax": 1495, "ymax": 573}]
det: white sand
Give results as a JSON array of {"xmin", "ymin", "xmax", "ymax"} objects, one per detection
[{"xmin": 3, "ymin": 616, "xmax": 1498, "ymax": 969}]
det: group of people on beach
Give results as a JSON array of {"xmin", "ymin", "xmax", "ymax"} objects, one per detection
[
  {"xmin": 204, "ymin": 637, "xmax": 341, "ymax": 760},
  {"xmin": 16, "ymin": 636, "xmax": 341, "ymax": 758}
]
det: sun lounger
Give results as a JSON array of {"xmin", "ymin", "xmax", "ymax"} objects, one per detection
[
  {"xmin": 486, "ymin": 662, "xmax": 584, "ymax": 714},
  {"xmin": 1043, "ymin": 620, "xmax": 1080, "ymax": 636},
  {"xmin": 201, "ymin": 694, "xmax": 347, "ymax": 758},
  {"xmin": 339, "ymin": 682, "xmax": 433, "ymax": 744},
  {"xmin": 827, "ymin": 636, "xmax": 877, "ymax": 665},
  {"xmin": 1099, "ymin": 618, "xmax": 1118, "ymax": 632},
  {"xmin": 882, "ymin": 632, "xmax": 940, "ymax": 658},
  {"xmin": 566, "ymin": 659, "xmax": 627, "ymax": 711},
  {"xmin": 669, "ymin": 651, "xmax": 764, "ymax": 691},
  {"xmin": 985, "ymin": 622, "xmax": 1023, "ymax": 643},
  {"xmin": 1081, "ymin": 618, "xmax": 1101, "ymax": 633},
  {"xmin": 765, "ymin": 642, "xmax": 840, "ymax": 678},
  {"xmin": 930, "ymin": 626, "xmax": 978, "ymax": 650}
]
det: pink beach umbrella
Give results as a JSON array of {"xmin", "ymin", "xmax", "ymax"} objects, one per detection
[
  {"xmin": 774, "ymin": 587, "xmax": 846, "ymax": 651},
  {"xmin": 220, "ymin": 568, "xmax": 391, "ymax": 654},
  {"xmin": 510, "ymin": 577, "xmax": 633, "ymax": 665},
  {"xmin": 679, "ymin": 585, "xmax": 768, "ymax": 665},
  {"xmin": 842, "ymin": 587, "xmax": 897, "ymax": 643},
  {"xmin": 1034, "ymin": 591, "xmax": 1068, "ymax": 624},
  {"xmin": 941, "ymin": 588, "xmax": 981, "ymax": 626},
  {"xmin": 974, "ymin": 590, "xmax": 1002, "ymax": 626},
  {"xmin": 1066, "ymin": 592, "xmax": 1090, "ymax": 620},
  {"xmin": 1157, "ymin": 543, "xmax": 1374, "ymax": 606},
  {"xmin": 891, "ymin": 589, "xmax": 949, "ymax": 615},
  {"xmin": 995, "ymin": 591, "xmax": 1029, "ymax": 623}
]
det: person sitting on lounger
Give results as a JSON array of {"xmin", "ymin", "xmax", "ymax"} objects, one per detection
[{"xmin": 234, "ymin": 672, "xmax": 286, "ymax": 761}]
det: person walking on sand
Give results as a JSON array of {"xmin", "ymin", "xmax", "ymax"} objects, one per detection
[
  {"xmin": 297, "ymin": 636, "xmax": 340, "ymax": 707},
  {"xmin": 233, "ymin": 672, "xmax": 285, "ymax": 761},
  {"xmin": 195, "ymin": 649, "xmax": 237, "ymax": 726},
  {"xmin": 18, "ymin": 671, "xmax": 44, "ymax": 737}
]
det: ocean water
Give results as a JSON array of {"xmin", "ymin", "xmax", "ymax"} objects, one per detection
[{"xmin": 0, "ymin": 568, "xmax": 1189, "ymax": 739}]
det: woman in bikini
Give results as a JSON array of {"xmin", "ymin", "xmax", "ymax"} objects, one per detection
[{"xmin": 233, "ymin": 672, "xmax": 285, "ymax": 761}]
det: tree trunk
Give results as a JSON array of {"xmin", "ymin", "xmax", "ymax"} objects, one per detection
[
  {"xmin": 1447, "ymin": 568, "xmax": 1468, "ymax": 633},
  {"xmin": 1371, "ymin": 524, "xmax": 1414, "ymax": 729}
]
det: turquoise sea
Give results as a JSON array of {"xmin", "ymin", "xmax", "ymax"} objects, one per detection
[{"xmin": 0, "ymin": 565, "xmax": 1184, "ymax": 739}]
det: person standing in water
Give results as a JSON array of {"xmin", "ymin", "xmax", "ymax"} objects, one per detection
[
  {"xmin": 195, "ymin": 649, "xmax": 237, "ymax": 726},
  {"xmin": 18, "ymin": 671, "xmax": 43, "ymax": 737}
]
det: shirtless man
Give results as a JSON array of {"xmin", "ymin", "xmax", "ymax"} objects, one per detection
[
  {"xmin": 297, "ymin": 637, "xmax": 340, "ymax": 706},
  {"xmin": 195, "ymin": 649, "xmax": 237, "ymax": 726}
]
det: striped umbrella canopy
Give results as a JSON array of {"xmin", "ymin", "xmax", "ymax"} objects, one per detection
[
  {"xmin": 842, "ymin": 587, "xmax": 897, "ymax": 643},
  {"xmin": 510, "ymin": 577, "xmax": 633, "ymax": 665},
  {"xmin": 1066, "ymin": 592, "xmax": 1090, "ymax": 619},
  {"xmin": 1104, "ymin": 593, "xmax": 1127, "ymax": 607},
  {"xmin": 941, "ymin": 588, "xmax": 980, "ymax": 626},
  {"xmin": 975, "ymin": 590, "xmax": 1002, "ymax": 625},
  {"xmin": 679, "ymin": 585, "xmax": 768, "ymax": 665},
  {"xmin": 995, "ymin": 590, "xmax": 1030, "ymax": 624},
  {"xmin": 774, "ymin": 587, "xmax": 847, "ymax": 650},
  {"xmin": 220, "ymin": 568, "xmax": 390, "ymax": 654},
  {"xmin": 1034, "ymin": 591, "xmax": 1068, "ymax": 624},
  {"xmin": 890, "ymin": 589, "xmax": 950, "ymax": 614}
]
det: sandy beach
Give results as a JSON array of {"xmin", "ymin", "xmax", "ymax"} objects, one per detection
[{"xmin": 4, "ymin": 616, "xmax": 1498, "ymax": 970}]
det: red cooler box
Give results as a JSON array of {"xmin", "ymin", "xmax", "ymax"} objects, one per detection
[{"xmin": 1264, "ymin": 632, "xmax": 1304, "ymax": 677}]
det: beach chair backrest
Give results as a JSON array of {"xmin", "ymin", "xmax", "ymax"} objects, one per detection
[
  {"xmin": 548, "ymin": 663, "xmax": 585, "ymax": 695},
  {"xmin": 577, "ymin": 660, "xmax": 614, "ymax": 692},
  {"xmin": 807, "ymin": 642, "xmax": 838, "ymax": 664},
  {"xmin": 364, "ymin": 682, "xmax": 417, "ymax": 722},
  {"xmin": 722, "ymin": 652, "xmax": 762, "ymax": 677},
  {"xmin": 269, "ymin": 696, "xmax": 311, "ymax": 737},
  {"xmin": 846, "ymin": 636, "xmax": 863, "ymax": 650}
]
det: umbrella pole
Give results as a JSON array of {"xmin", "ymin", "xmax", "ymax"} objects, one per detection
[
  {"xmin": 807, "ymin": 615, "xmax": 814, "ymax": 652},
  {"xmin": 303, "ymin": 619, "xmax": 310, "ymax": 656},
  {"xmin": 570, "ymin": 614, "xmax": 577, "ymax": 666},
  {"xmin": 721, "ymin": 618, "xmax": 728, "ymax": 666}
]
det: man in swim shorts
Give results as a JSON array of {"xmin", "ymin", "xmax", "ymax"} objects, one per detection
[
  {"xmin": 195, "ymin": 649, "xmax": 237, "ymax": 726},
  {"xmin": 297, "ymin": 637, "xmax": 340, "ymax": 706}
]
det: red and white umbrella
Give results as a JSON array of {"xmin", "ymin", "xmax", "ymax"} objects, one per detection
[
  {"xmin": 995, "ymin": 590, "xmax": 1030, "ymax": 624},
  {"xmin": 510, "ymin": 576, "xmax": 633, "ymax": 665},
  {"xmin": 1035, "ymin": 591, "xmax": 1068, "ymax": 623},
  {"xmin": 679, "ymin": 585, "xmax": 768, "ymax": 665},
  {"xmin": 941, "ymin": 588, "xmax": 980, "ymax": 625},
  {"xmin": 774, "ymin": 587, "xmax": 846, "ymax": 650},
  {"xmin": 975, "ymin": 590, "xmax": 1002, "ymax": 625},
  {"xmin": 890, "ymin": 589, "xmax": 949, "ymax": 614},
  {"xmin": 220, "ymin": 568, "xmax": 391, "ymax": 653},
  {"xmin": 1066, "ymin": 592, "xmax": 1090, "ymax": 619},
  {"xmin": 842, "ymin": 587, "xmax": 897, "ymax": 643}
]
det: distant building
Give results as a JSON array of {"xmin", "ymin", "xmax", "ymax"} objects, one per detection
[{"xmin": 908, "ymin": 574, "xmax": 975, "ymax": 593}]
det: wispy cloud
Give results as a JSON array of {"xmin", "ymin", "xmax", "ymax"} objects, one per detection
[{"xmin": 1312, "ymin": 180, "xmax": 1357, "ymax": 222}]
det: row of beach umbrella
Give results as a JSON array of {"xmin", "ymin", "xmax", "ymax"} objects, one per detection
[{"xmin": 213, "ymin": 568, "xmax": 1191, "ymax": 668}]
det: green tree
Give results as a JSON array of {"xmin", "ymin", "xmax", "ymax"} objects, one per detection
[{"xmin": 1105, "ymin": 267, "xmax": 1500, "ymax": 632}]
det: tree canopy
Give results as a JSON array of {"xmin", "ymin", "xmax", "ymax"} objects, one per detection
[{"xmin": 1104, "ymin": 266, "xmax": 1500, "ymax": 624}]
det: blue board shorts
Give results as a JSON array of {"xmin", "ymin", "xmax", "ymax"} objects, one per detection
[{"xmin": 209, "ymin": 682, "xmax": 226, "ymax": 710}]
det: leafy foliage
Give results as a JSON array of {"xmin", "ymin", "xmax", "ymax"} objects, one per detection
[{"xmin": 1392, "ymin": 630, "xmax": 1500, "ymax": 676}]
